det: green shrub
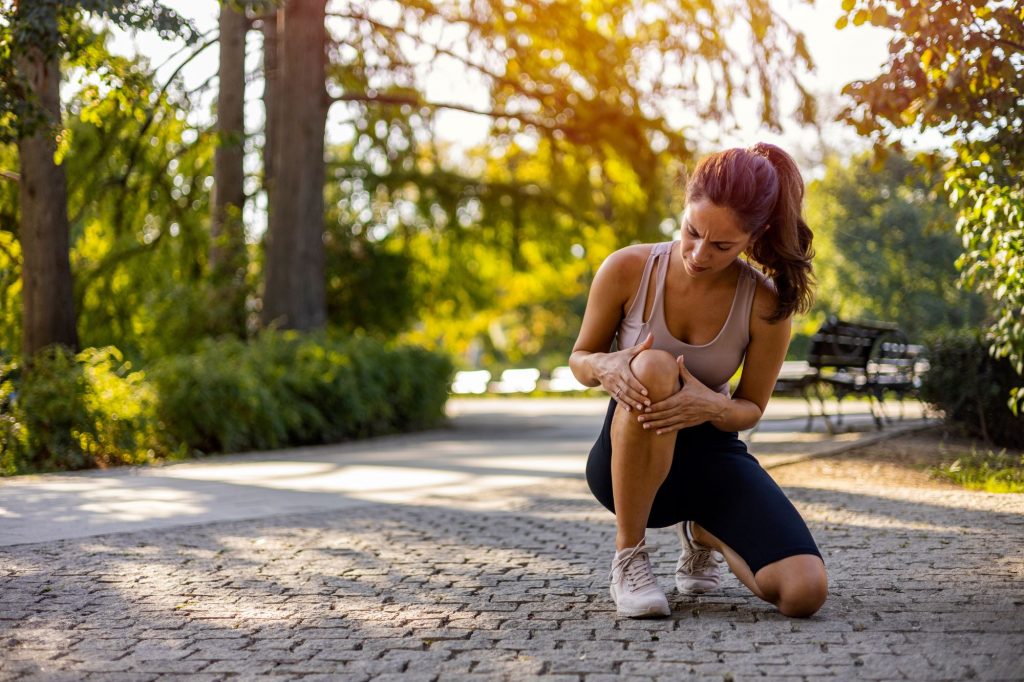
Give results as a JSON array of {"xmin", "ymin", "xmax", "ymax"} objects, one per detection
[
  {"xmin": 148, "ymin": 330, "xmax": 454, "ymax": 457},
  {"xmin": 919, "ymin": 330, "xmax": 1024, "ymax": 449},
  {"xmin": 0, "ymin": 346, "xmax": 163, "ymax": 474},
  {"xmin": 929, "ymin": 446, "xmax": 1024, "ymax": 494}
]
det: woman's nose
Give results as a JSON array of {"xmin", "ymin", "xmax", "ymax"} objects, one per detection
[{"xmin": 692, "ymin": 240, "xmax": 709, "ymax": 263}]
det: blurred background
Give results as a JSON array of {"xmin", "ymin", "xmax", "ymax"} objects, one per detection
[{"xmin": 1, "ymin": 0, "xmax": 1020, "ymax": 474}]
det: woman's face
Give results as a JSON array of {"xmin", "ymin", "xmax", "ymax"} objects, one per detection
[{"xmin": 679, "ymin": 199, "xmax": 753, "ymax": 278}]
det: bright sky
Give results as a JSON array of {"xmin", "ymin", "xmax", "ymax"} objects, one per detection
[{"xmin": 108, "ymin": 0, "xmax": 898, "ymax": 165}]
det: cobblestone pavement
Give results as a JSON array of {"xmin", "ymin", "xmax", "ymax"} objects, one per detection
[{"xmin": 2, "ymin": 402, "xmax": 1023, "ymax": 680}]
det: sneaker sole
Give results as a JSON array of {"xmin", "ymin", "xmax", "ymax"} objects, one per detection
[
  {"xmin": 676, "ymin": 582, "xmax": 719, "ymax": 595},
  {"xmin": 616, "ymin": 604, "xmax": 671, "ymax": 618}
]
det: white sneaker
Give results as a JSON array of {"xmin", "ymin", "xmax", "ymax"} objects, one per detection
[
  {"xmin": 609, "ymin": 539, "xmax": 670, "ymax": 618},
  {"xmin": 674, "ymin": 521, "xmax": 725, "ymax": 594}
]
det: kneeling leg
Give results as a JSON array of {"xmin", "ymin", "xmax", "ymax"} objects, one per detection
[{"xmin": 611, "ymin": 349, "xmax": 680, "ymax": 550}]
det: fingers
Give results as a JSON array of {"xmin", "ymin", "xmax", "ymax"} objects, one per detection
[
  {"xmin": 625, "ymin": 356, "xmax": 650, "ymax": 403},
  {"xmin": 635, "ymin": 393, "xmax": 692, "ymax": 434},
  {"xmin": 637, "ymin": 412, "xmax": 697, "ymax": 435},
  {"xmin": 611, "ymin": 342, "xmax": 652, "ymax": 412},
  {"xmin": 613, "ymin": 381, "xmax": 648, "ymax": 412},
  {"xmin": 641, "ymin": 396, "xmax": 674, "ymax": 416},
  {"xmin": 677, "ymin": 354, "xmax": 694, "ymax": 382}
]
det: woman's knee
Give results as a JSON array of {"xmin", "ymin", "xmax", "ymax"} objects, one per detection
[
  {"xmin": 630, "ymin": 349, "xmax": 680, "ymax": 399},
  {"xmin": 758, "ymin": 556, "xmax": 828, "ymax": 618},
  {"xmin": 777, "ymin": 577, "xmax": 827, "ymax": 618}
]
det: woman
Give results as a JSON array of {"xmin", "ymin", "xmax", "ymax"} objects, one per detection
[{"xmin": 568, "ymin": 143, "xmax": 828, "ymax": 619}]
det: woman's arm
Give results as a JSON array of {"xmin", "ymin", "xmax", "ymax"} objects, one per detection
[
  {"xmin": 569, "ymin": 247, "xmax": 653, "ymax": 411},
  {"xmin": 710, "ymin": 281, "xmax": 792, "ymax": 431}
]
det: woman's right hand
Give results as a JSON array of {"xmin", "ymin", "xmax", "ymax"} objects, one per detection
[{"xmin": 594, "ymin": 332, "xmax": 653, "ymax": 412}]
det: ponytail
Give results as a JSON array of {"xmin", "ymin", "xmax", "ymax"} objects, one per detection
[{"xmin": 686, "ymin": 143, "xmax": 815, "ymax": 322}]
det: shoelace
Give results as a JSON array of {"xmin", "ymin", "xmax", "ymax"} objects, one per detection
[
  {"xmin": 679, "ymin": 545, "xmax": 723, "ymax": 576},
  {"xmin": 611, "ymin": 542, "xmax": 660, "ymax": 591}
]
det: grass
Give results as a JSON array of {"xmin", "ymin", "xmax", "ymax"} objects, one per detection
[{"xmin": 929, "ymin": 445, "xmax": 1024, "ymax": 493}]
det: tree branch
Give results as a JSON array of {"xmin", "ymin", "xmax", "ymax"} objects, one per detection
[{"xmin": 331, "ymin": 91, "xmax": 564, "ymax": 134}]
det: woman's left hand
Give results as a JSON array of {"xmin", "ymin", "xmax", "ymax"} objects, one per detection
[{"xmin": 636, "ymin": 355, "xmax": 726, "ymax": 434}]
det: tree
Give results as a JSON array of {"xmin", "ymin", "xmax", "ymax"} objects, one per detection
[
  {"xmin": 837, "ymin": 0, "xmax": 1024, "ymax": 406},
  {"xmin": 0, "ymin": 0, "xmax": 194, "ymax": 357},
  {"xmin": 210, "ymin": 0, "xmax": 249, "ymax": 337},
  {"xmin": 257, "ymin": 4, "xmax": 278, "ymax": 200},
  {"xmin": 261, "ymin": 0, "xmax": 327, "ymax": 331},
  {"xmin": 9, "ymin": 0, "xmax": 78, "ymax": 356}
]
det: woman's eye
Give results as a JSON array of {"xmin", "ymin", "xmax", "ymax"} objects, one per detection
[{"xmin": 716, "ymin": 244, "xmax": 731, "ymax": 251}]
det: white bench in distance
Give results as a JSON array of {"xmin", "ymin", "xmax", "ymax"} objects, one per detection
[
  {"xmin": 543, "ymin": 365, "xmax": 588, "ymax": 392},
  {"xmin": 489, "ymin": 368, "xmax": 541, "ymax": 394},
  {"xmin": 451, "ymin": 370, "xmax": 491, "ymax": 395}
]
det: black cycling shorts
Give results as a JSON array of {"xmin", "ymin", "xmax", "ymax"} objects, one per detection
[{"xmin": 586, "ymin": 398, "xmax": 822, "ymax": 574}]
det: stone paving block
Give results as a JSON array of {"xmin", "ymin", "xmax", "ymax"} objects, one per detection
[
  {"xmin": 202, "ymin": 659, "xmax": 279, "ymax": 675},
  {"xmin": 272, "ymin": 671, "xmax": 368, "ymax": 675},
  {"xmin": 58, "ymin": 658, "xmax": 136, "ymax": 673},
  {"xmin": 619, "ymin": 660, "xmax": 701, "ymax": 676},
  {"xmin": 271, "ymin": 661, "xmax": 351, "ymax": 675},
  {"xmin": 0, "ymin": 662, "xmax": 43, "ymax": 677},
  {"xmin": 16, "ymin": 674, "xmax": 104, "ymax": 682},
  {"xmin": 128, "ymin": 671, "xmax": 224, "ymax": 675},
  {"xmin": 336, "ymin": 659, "xmax": 407, "ymax": 675},
  {"xmin": 469, "ymin": 657, "xmax": 545, "ymax": 675},
  {"xmin": 119, "ymin": 659, "xmax": 212, "ymax": 674}
]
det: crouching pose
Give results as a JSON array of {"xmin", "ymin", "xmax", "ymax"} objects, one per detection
[{"xmin": 569, "ymin": 143, "xmax": 828, "ymax": 618}]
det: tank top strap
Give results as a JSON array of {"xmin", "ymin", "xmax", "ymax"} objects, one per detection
[
  {"xmin": 648, "ymin": 241, "xmax": 674, "ymax": 312},
  {"xmin": 625, "ymin": 241, "xmax": 673, "ymax": 323}
]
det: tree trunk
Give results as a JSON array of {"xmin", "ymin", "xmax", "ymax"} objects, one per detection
[
  {"xmin": 210, "ymin": 0, "xmax": 249, "ymax": 337},
  {"xmin": 15, "ymin": 3, "xmax": 78, "ymax": 356},
  {"xmin": 261, "ymin": 0, "xmax": 327, "ymax": 331},
  {"xmin": 261, "ymin": 8, "xmax": 278, "ymax": 198}
]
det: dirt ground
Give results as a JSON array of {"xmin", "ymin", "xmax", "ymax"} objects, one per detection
[{"xmin": 768, "ymin": 425, "xmax": 1021, "ymax": 491}]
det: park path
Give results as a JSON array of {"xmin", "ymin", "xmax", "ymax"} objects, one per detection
[{"xmin": 1, "ymin": 398, "xmax": 1022, "ymax": 681}]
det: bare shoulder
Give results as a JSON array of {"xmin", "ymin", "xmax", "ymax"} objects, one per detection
[
  {"xmin": 599, "ymin": 242, "xmax": 653, "ymax": 278},
  {"xmin": 590, "ymin": 243, "xmax": 657, "ymax": 315}
]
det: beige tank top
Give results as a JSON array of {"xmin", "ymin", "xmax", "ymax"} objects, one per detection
[{"xmin": 615, "ymin": 241, "xmax": 761, "ymax": 395}]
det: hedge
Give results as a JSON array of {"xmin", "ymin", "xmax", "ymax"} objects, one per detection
[
  {"xmin": 919, "ymin": 330, "xmax": 1024, "ymax": 449},
  {"xmin": 0, "ymin": 331, "xmax": 453, "ymax": 475}
]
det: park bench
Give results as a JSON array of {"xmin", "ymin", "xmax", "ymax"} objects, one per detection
[
  {"xmin": 451, "ymin": 370, "xmax": 491, "ymax": 394},
  {"xmin": 770, "ymin": 316, "xmax": 925, "ymax": 434},
  {"xmin": 542, "ymin": 365, "xmax": 588, "ymax": 392},
  {"xmin": 452, "ymin": 366, "xmax": 589, "ymax": 395},
  {"xmin": 489, "ymin": 368, "xmax": 541, "ymax": 394}
]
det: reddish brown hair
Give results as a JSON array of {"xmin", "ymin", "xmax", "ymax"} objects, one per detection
[{"xmin": 685, "ymin": 143, "xmax": 815, "ymax": 322}]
